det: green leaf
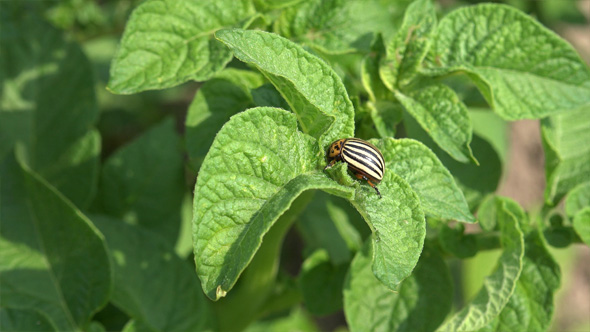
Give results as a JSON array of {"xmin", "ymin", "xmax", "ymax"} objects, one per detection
[
  {"xmin": 192, "ymin": 107, "xmax": 354, "ymax": 300},
  {"xmin": 0, "ymin": 308, "xmax": 56, "ymax": 331},
  {"xmin": 215, "ymin": 29, "xmax": 355, "ymax": 148},
  {"xmin": 344, "ymin": 244, "xmax": 452, "ymax": 332},
  {"xmin": 380, "ymin": 0, "xmax": 436, "ymax": 89},
  {"xmin": 0, "ymin": 8, "xmax": 99, "ymax": 208},
  {"xmin": 351, "ymin": 171, "xmax": 425, "ymax": 290},
  {"xmin": 565, "ymin": 182, "xmax": 590, "ymax": 217},
  {"xmin": 185, "ymin": 69, "xmax": 265, "ymax": 168},
  {"xmin": 542, "ymin": 106, "xmax": 590, "ymax": 204},
  {"xmin": 573, "ymin": 207, "xmax": 590, "ymax": 246},
  {"xmin": 377, "ymin": 138, "xmax": 474, "ymax": 222},
  {"xmin": 395, "ymin": 84, "xmax": 476, "ymax": 163},
  {"xmin": 107, "ymin": 0, "xmax": 256, "ymax": 94},
  {"xmin": 438, "ymin": 197, "xmax": 524, "ymax": 331},
  {"xmin": 480, "ymin": 231, "xmax": 560, "ymax": 332},
  {"xmin": 92, "ymin": 215, "xmax": 216, "ymax": 332},
  {"xmin": 0, "ymin": 152, "xmax": 111, "ymax": 331},
  {"xmin": 299, "ymin": 250, "xmax": 348, "ymax": 315},
  {"xmin": 97, "ymin": 118, "xmax": 185, "ymax": 244},
  {"xmin": 274, "ymin": 0, "xmax": 411, "ymax": 54},
  {"xmin": 429, "ymin": 4, "xmax": 590, "ymax": 120}
]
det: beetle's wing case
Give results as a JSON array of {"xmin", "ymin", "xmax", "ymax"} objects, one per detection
[{"xmin": 341, "ymin": 139, "xmax": 384, "ymax": 182}]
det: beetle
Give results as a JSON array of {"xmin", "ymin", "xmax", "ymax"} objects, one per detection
[{"xmin": 324, "ymin": 138, "xmax": 384, "ymax": 198}]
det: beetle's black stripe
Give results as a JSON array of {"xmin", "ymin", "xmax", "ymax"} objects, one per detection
[
  {"xmin": 342, "ymin": 148, "xmax": 383, "ymax": 181},
  {"xmin": 344, "ymin": 140, "xmax": 384, "ymax": 169}
]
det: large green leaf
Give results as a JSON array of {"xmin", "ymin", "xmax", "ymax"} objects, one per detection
[
  {"xmin": 92, "ymin": 215, "xmax": 216, "ymax": 332},
  {"xmin": 428, "ymin": 4, "xmax": 590, "ymax": 120},
  {"xmin": 438, "ymin": 197, "xmax": 524, "ymax": 331},
  {"xmin": 0, "ymin": 152, "xmax": 111, "ymax": 331},
  {"xmin": 481, "ymin": 231, "xmax": 560, "ymax": 332},
  {"xmin": 377, "ymin": 138, "xmax": 474, "ymax": 222},
  {"xmin": 274, "ymin": 0, "xmax": 411, "ymax": 54},
  {"xmin": 380, "ymin": 0, "xmax": 436, "ymax": 90},
  {"xmin": 0, "ymin": 7, "xmax": 99, "ymax": 208},
  {"xmin": 351, "ymin": 171, "xmax": 425, "ymax": 290},
  {"xmin": 185, "ymin": 69, "xmax": 264, "ymax": 168},
  {"xmin": 107, "ymin": 0, "xmax": 256, "ymax": 93},
  {"xmin": 215, "ymin": 29, "xmax": 355, "ymax": 148},
  {"xmin": 344, "ymin": 244, "xmax": 452, "ymax": 332},
  {"xmin": 192, "ymin": 107, "xmax": 354, "ymax": 300},
  {"xmin": 97, "ymin": 118, "xmax": 185, "ymax": 244},
  {"xmin": 395, "ymin": 84, "xmax": 476, "ymax": 163},
  {"xmin": 542, "ymin": 106, "xmax": 590, "ymax": 204}
]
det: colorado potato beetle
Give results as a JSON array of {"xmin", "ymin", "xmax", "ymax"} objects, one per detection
[{"xmin": 324, "ymin": 138, "xmax": 384, "ymax": 198}]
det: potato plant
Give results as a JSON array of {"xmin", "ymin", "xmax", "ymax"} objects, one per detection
[{"xmin": 1, "ymin": 0, "xmax": 589, "ymax": 331}]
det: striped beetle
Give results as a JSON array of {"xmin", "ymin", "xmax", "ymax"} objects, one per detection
[{"xmin": 324, "ymin": 138, "xmax": 384, "ymax": 198}]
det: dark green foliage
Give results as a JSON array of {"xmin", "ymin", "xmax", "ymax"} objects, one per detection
[{"xmin": 1, "ymin": 0, "xmax": 589, "ymax": 331}]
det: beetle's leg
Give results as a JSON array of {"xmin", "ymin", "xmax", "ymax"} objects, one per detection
[
  {"xmin": 366, "ymin": 178, "xmax": 382, "ymax": 199},
  {"xmin": 354, "ymin": 174, "xmax": 382, "ymax": 199},
  {"xmin": 324, "ymin": 159, "xmax": 337, "ymax": 170}
]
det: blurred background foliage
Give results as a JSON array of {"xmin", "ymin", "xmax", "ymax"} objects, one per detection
[{"xmin": 6, "ymin": 0, "xmax": 589, "ymax": 331}]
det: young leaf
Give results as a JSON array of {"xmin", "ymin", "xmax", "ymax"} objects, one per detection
[
  {"xmin": 362, "ymin": 34, "xmax": 389, "ymax": 102},
  {"xmin": 438, "ymin": 197, "xmax": 524, "ymax": 331},
  {"xmin": 481, "ymin": 231, "xmax": 560, "ymax": 332},
  {"xmin": 565, "ymin": 182, "xmax": 590, "ymax": 218},
  {"xmin": 0, "ymin": 152, "xmax": 111, "ymax": 331},
  {"xmin": 542, "ymin": 106, "xmax": 590, "ymax": 204},
  {"xmin": 215, "ymin": 29, "xmax": 355, "ymax": 148},
  {"xmin": 97, "ymin": 118, "xmax": 185, "ymax": 244},
  {"xmin": 344, "ymin": 244, "xmax": 452, "ymax": 332},
  {"xmin": 395, "ymin": 84, "xmax": 476, "ymax": 164},
  {"xmin": 92, "ymin": 215, "xmax": 216, "ymax": 332},
  {"xmin": 361, "ymin": 35, "xmax": 403, "ymax": 138},
  {"xmin": 185, "ymin": 69, "xmax": 265, "ymax": 168},
  {"xmin": 192, "ymin": 107, "xmax": 354, "ymax": 300},
  {"xmin": 299, "ymin": 250, "xmax": 348, "ymax": 315},
  {"xmin": 274, "ymin": 0, "xmax": 409, "ymax": 54},
  {"xmin": 429, "ymin": 4, "xmax": 590, "ymax": 120},
  {"xmin": 377, "ymin": 138, "xmax": 475, "ymax": 222},
  {"xmin": 0, "ymin": 8, "xmax": 99, "ymax": 208},
  {"xmin": 573, "ymin": 208, "xmax": 590, "ymax": 247},
  {"xmin": 380, "ymin": 0, "xmax": 436, "ymax": 89},
  {"xmin": 351, "ymin": 171, "xmax": 426, "ymax": 290},
  {"xmin": 107, "ymin": 0, "xmax": 256, "ymax": 94}
]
